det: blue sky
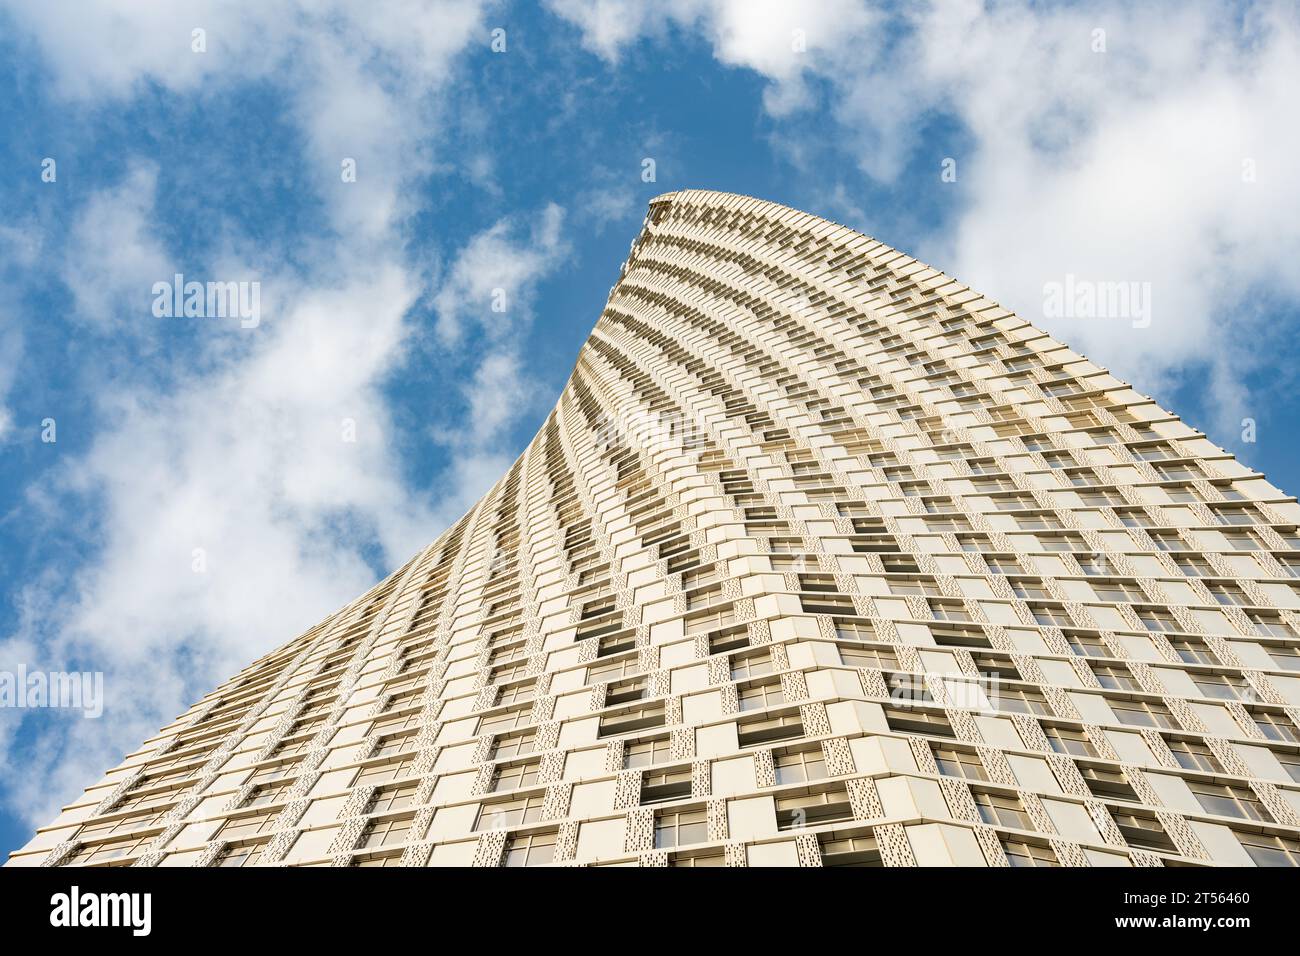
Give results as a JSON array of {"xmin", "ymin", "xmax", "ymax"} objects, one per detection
[{"xmin": 2, "ymin": 0, "xmax": 1300, "ymax": 859}]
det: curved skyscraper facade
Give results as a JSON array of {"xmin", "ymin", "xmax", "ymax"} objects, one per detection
[{"xmin": 12, "ymin": 189, "xmax": 1300, "ymax": 868}]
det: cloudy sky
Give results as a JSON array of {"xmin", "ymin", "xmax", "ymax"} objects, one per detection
[{"xmin": 2, "ymin": 0, "xmax": 1299, "ymax": 857}]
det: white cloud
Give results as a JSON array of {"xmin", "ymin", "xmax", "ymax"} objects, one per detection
[
  {"xmin": 0, "ymin": 0, "xmax": 502, "ymax": 830},
  {"xmin": 60, "ymin": 265, "xmax": 429, "ymax": 668},
  {"xmin": 1, "ymin": 1, "xmax": 490, "ymax": 239},
  {"xmin": 0, "ymin": 223, "xmax": 40, "ymax": 442},
  {"xmin": 61, "ymin": 163, "xmax": 171, "ymax": 330},
  {"xmin": 1, "ymin": 196, "xmax": 571, "ymax": 837},
  {"xmin": 581, "ymin": 183, "xmax": 638, "ymax": 234},
  {"xmin": 433, "ymin": 202, "xmax": 567, "ymax": 345},
  {"xmin": 549, "ymin": 0, "xmax": 1300, "ymax": 436},
  {"xmin": 547, "ymin": 0, "xmax": 878, "ymax": 112},
  {"xmin": 427, "ymin": 205, "xmax": 571, "ymax": 522}
]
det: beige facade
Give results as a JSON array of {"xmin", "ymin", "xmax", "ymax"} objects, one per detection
[{"xmin": 12, "ymin": 188, "xmax": 1300, "ymax": 868}]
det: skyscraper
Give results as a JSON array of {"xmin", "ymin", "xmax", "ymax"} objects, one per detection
[{"xmin": 12, "ymin": 189, "xmax": 1300, "ymax": 868}]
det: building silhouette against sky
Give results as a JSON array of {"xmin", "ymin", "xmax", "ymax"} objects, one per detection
[{"xmin": 12, "ymin": 190, "xmax": 1300, "ymax": 868}]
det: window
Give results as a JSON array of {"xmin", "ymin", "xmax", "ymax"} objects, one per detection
[
  {"xmin": 1113, "ymin": 508, "xmax": 1149, "ymax": 530},
  {"xmin": 1044, "ymin": 725, "xmax": 1098, "ymax": 758},
  {"xmin": 1237, "ymin": 831, "xmax": 1300, "ymax": 867},
  {"xmin": 475, "ymin": 794, "xmax": 544, "ymax": 831},
  {"xmin": 1254, "ymin": 711, "xmax": 1300, "ymax": 743},
  {"xmin": 775, "ymin": 788, "xmax": 853, "ymax": 829},
  {"xmin": 358, "ymin": 815, "xmax": 413, "ymax": 849},
  {"xmin": 1065, "ymin": 468, "xmax": 1098, "ymax": 488},
  {"xmin": 837, "ymin": 621, "xmax": 878, "ymax": 642},
  {"xmin": 1267, "ymin": 644, "xmax": 1300, "ymax": 672},
  {"xmin": 1248, "ymin": 612, "xmax": 1296, "ymax": 639},
  {"xmin": 66, "ymin": 834, "xmax": 156, "ymax": 866},
  {"xmin": 1191, "ymin": 672, "xmax": 1252, "ymax": 702},
  {"xmin": 1076, "ymin": 552, "xmax": 1120, "ymax": 576},
  {"xmin": 640, "ymin": 767, "xmax": 693, "ymax": 804},
  {"xmin": 973, "ymin": 791, "xmax": 1032, "ymax": 830},
  {"xmin": 1206, "ymin": 582, "xmax": 1248, "ymax": 607},
  {"xmin": 738, "ymin": 681, "xmax": 785, "ymax": 712},
  {"xmin": 244, "ymin": 761, "xmax": 299, "ymax": 788},
  {"xmin": 496, "ymin": 681, "xmax": 535, "ymax": 707},
  {"xmin": 889, "ymin": 578, "xmax": 944, "ymax": 597},
  {"xmin": 1135, "ymin": 607, "xmax": 1179, "ymax": 633},
  {"xmin": 75, "ymin": 810, "xmax": 167, "ymax": 841},
  {"xmin": 244, "ymin": 780, "xmax": 293, "ymax": 808},
  {"xmin": 353, "ymin": 756, "xmax": 414, "ymax": 787},
  {"xmin": 598, "ymin": 702, "xmax": 665, "ymax": 737},
  {"xmin": 1222, "ymin": 530, "xmax": 1264, "ymax": 551},
  {"xmin": 1067, "ymin": 632, "xmax": 1110, "ymax": 658},
  {"xmin": 215, "ymin": 842, "xmax": 266, "ymax": 868},
  {"xmin": 372, "ymin": 732, "xmax": 416, "ymax": 759},
  {"xmin": 654, "ymin": 808, "xmax": 707, "ymax": 848},
  {"xmin": 987, "ymin": 686, "xmax": 1051, "ymax": 716},
  {"xmin": 686, "ymin": 606, "xmax": 739, "ymax": 637},
  {"xmin": 932, "ymin": 746, "xmax": 988, "ymax": 781},
  {"xmin": 1188, "ymin": 781, "xmax": 1272, "ymax": 822},
  {"xmin": 1173, "ymin": 554, "xmax": 1213, "ymax": 577},
  {"xmin": 801, "ymin": 592, "xmax": 856, "ymax": 615},
  {"xmin": 883, "ymin": 706, "xmax": 954, "ymax": 738},
  {"xmin": 1029, "ymin": 604, "xmax": 1073, "ymax": 627},
  {"xmin": 730, "ymin": 652, "xmax": 773, "ymax": 680},
  {"xmin": 839, "ymin": 645, "xmax": 897, "ymax": 670},
  {"xmin": 928, "ymin": 600, "xmax": 972, "ymax": 622},
  {"xmin": 1111, "ymin": 809, "xmax": 1175, "ymax": 852},
  {"xmin": 1079, "ymin": 764, "xmax": 1138, "ymax": 802},
  {"xmin": 1168, "ymin": 637, "xmax": 1216, "ymax": 665},
  {"xmin": 773, "ymin": 749, "xmax": 827, "ymax": 785},
  {"xmin": 487, "ymin": 756, "xmax": 540, "ymax": 793},
  {"xmin": 1091, "ymin": 663, "xmax": 1139, "ymax": 691},
  {"xmin": 1111, "ymin": 699, "xmax": 1179, "ymax": 730},
  {"xmin": 1079, "ymin": 489, "xmax": 1127, "ymax": 508},
  {"xmin": 1012, "ymin": 579, "xmax": 1052, "ymax": 600},
  {"xmin": 1276, "ymin": 751, "xmax": 1300, "ymax": 784},
  {"xmin": 820, "ymin": 834, "xmax": 882, "ymax": 867},
  {"xmin": 623, "ymin": 736, "xmax": 672, "ymax": 769},
  {"xmin": 369, "ymin": 783, "xmax": 417, "ymax": 814},
  {"xmin": 588, "ymin": 657, "xmax": 638, "ymax": 684},
  {"xmin": 605, "ymin": 677, "xmax": 647, "ymax": 706},
  {"xmin": 929, "ymin": 624, "xmax": 991, "ymax": 649},
  {"xmin": 1002, "ymin": 839, "xmax": 1058, "ymax": 867},
  {"xmin": 1166, "ymin": 739, "xmax": 1222, "ymax": 774},
  {"xmin": 215, "ymin": 811, "xmax": 277, "ymax": 842},
  {"xmin": 1150, "ymin": 531, "xmax": 1187, "ymax": 552},
  {"xmin": 493, "ymin": 731, "xmax": 536, "ymax": 761},
  {"xmin": 737, "ymin": 713, "xmax": 804, "ymax": 747},
  {"xmin": 1092, "ymin": 581, "xmax": 1144, "ymax": 603},
  {"xmin": 710, "ymin": 626, "xmax": 751, "ymax": 654},
  {"xmin": 670, "ymin": 851, "xmax": 725, "ymax": 867},
  {"xmin": 503, "ymin": 829, "xmax": 557, "ymax": 867},
  {"xmin": 596, "ymin": 629, "xmax": 637, "ymax": 657},
  {"xmin": 887, "ymin": 672, "xmax": 932, "ymax": 703},
  {"xmin": 985, "ymin": 555, "xmax": 1023, "ymax": 575},
  {"xmin": 799, "ymin": 573, "xmax": 841, "ymax": 593}
]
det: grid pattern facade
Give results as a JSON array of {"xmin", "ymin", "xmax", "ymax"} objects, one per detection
[{"xmin": 12, "ymin": 188, "xmax": 1300, "ymax": 869}]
